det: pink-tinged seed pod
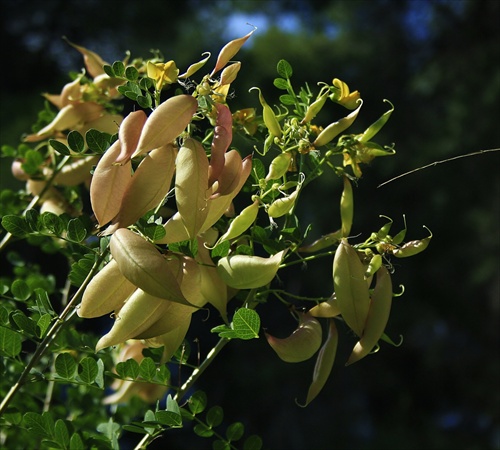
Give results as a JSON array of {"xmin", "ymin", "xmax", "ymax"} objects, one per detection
[
  {"xmin": 114, "ymin": 110, "xmax": 147, "ymax": 165},
  {"xmin": 308, "ymin": 294, "xmax": 341, "ymax": 318}
]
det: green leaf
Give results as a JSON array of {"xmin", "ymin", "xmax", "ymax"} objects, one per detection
[
  {"xmin": 211, "ymin": 240, "xmax": 230, "ymax": 259},
  {"xmin": 49, "ymin": 139, "xmax": 71, "ymax": 156},
  {"xmin": 23, "ymin": 412, "xmax": 53, "ymax": 438},
  {"xmin": 155, "ymin": 364, "xmax": 170, "ymax": 384},
  {"xmin": 0, "ymin": 326, "xmax": 22, "ymax": 357},
  {"xmin": 279, "ymin": 94, "xmax": 296, "ymax": 105},
  {"xmin": 66, "ymin": 218, "xmax": 87, "ymax": 242},
  {"xmin": 25, "ymin": 208, "xmax": 40, "ymax": 232},
  {"xmin": 226, "ymin": 422, "xmax": 245, "ymax": 442},
  {"xmin": 37, "ymin": 313, "xmax": 52, "ymax": 338},
  {"xmin": 55, "ymin": 352, "xmax": 77, "ymax": 379},
  {"xmin": 244, "ymin": 435, "xmax": 263, "ymax": 450},
  {"xmin": 78, "ymin": 356, "xmax": 98, "ymax": 384},
  {"xmin": 96, "ymin": 419, "xmax": 120, "ymax": 448},
  {"xmin": 86, "ymin": 129, "xmax": 112, "ymax": 154},
  {"xmin": 139, "ymin": 357, "xmax": 156, "ymax": 381},
  {"xmin": 0, "ymin": 305, "xmax": 9, "ymax": 325},
  {"xmin": 117, "ymin": 81, "xmax": 142, "ymax": 101},
  {"xmin": 213, "ymin": 440, "xmax": 231, "ymax": 450},
  {"xmin": 68, "ymin": 253, "xmax": 96, "ymax": 287},
  {"xmin": 41, "ymin": 212, "xmax": 64, "ymax": 235},
  {"xmin": 142, "ymin": 223, "xmax": 166, "ymax": 241},
  {"xmin": 11, "ymin": 279, "xmax": 31, "ymax": 300},
  {"xmin": 188, "ymin": 391, "xmax": 207, "ymax": 415},
  {"xmin": 34, "ymin": 288, "xmax": 55, "ymax": 316},
  {"xmin": 155, "ymin": 411, "xmax": 183, "ymax": 428},
  {"xmin": 273, "ymin": 78, "xmax": 289, "ymax": 90},
  {"xmin": 54, "ymin": 419, "xmax": 70, "ymax": 448},
  {"xmin": 112, "ymin": 61, "xmax": 125, "ymax": 78},
  {"xmin": 11, "ymin": 311, "xmax": 37, "ymax": 336},
  {"xmin": 69, "ymin": 432, "xmax": 85, "ymax": 450},
  {"xmin": 116, "ymin": 358, "xmax": 140, "ymax": 379},
  {"xmin": 67, "ymin": 130, "xmax": 85, "ymax": 153},
  {"xmin": 1, "ymin": 215, "xmax": 30, "ymax": 237},
  {"xmin": 277, "ymin": 59, "xmax": 293, "ymax": 78},
  {"xmin": 137, "ymin": 94, "xmax": 152, "ymax": 109},
  {"xmin": 206, "ymin": 406, "xmax": 224, "ymax": 427},
  {"xmin": 95, "ymin": 359, "xmax": 105, "ymax": 389},
  {"xmin": 194, "ymin": 423, "xmax": 213, "ymax": 437},
  {"xmin": 232, "ymin": 309, "xmax": 260, "ymax": 340},
  {"xmin": 125, "ymin": 66, "xmax": 139, "ymax": 81},
  {"xmin": 103, "ymin": 65, "xmax": 115, "ymax": 77}
]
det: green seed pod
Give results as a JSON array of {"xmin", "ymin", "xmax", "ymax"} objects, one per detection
[
  {"xmin": 313, "ymin": 101, "xmax": 362, "ymax": 148},
  {"xmin": 265, "ymin": 313, "xmax": 322, "ymax": 363},
  {"xmin": 392, "ymin": 227, "xmax": 432, "ymax": 258},
  {"xmin": 333, "ymin": 239, "xmax": 370, "ymax": 337},
  {"xmin": 364, "ymin": 254, "xmax": 382, "ymax": 279},
  {"xmin": 217, "ymin": 250, "xmax": 286, "ymax": 289},
  {"xmin": 376, "ymin": 216, "xmax": 393, "ymax": 240},
  {"xmin": 250, "ymin": 87, "xmax": 282, "ymax": 138},
  {"xmin": 302, "ymin": 318, "xmax": 338, "ymax": 407},
  {"xmin": 217, "ymin": 199, "xmax": 260, "ymax": 245},
  {"xmin": 265, "ymin": 152, "xmax": 292, "ymax": 181},
  {"xmin": 268, "ymin": 189, "xmax": 299, "ymax": 218},
  {"xmin": 357, "ymin": 99, "xmax": 394, "ymax": 143},
  {"xmin": 346, "ymin": 265, "xmax": 393, "ymax": 365},
  {"xmin": 298, "ymin": 230, "xmax": 343, "ymax": 253},
  {"xmin": 300, "ymin": 91, "xmax": 328, "ymax": 125},
  {"xmin": 308, "ymin": 293, "xmax": 341, "ymax": 318},
  {"xmin": 340, "ymin": 176, "xmax": 353, "ymax": 237}
]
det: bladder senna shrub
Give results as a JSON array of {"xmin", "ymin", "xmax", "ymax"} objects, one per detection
[{"xmin": 0, "ymin": 28, "xmax": 431, "ymax": 450}]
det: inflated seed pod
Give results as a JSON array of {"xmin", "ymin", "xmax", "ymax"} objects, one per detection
[
  {"xmin": 78, "ymin": 259, "xmax": 136, "ymax": 318},
  {"xmin": 211, "ymin": 28, "xmax": 255, "ymax": 76},
  {"xmin": 114, "ymin": 110, "xmax": 147, "ymax": 165},
  {"xmin": 333, "ymin": 239, "xmax": 370, "ymax": 337},
  {"xmin": 297, "ymin": 230, "xmax": 342, "ymax": 253},
  {"xmin": 358, "ymin": 100, "xmax": 394, "ymax": 143},
  {"xmin": 250, "ymin": 87, "xmax": 282, "ymax": 138},
  {"xmin": 308, "ymin": 293, "xmax": 341, "ymax": 318},
  {"xmin": 313, "ymin": 101, "xmax": 362, "ymax": 148},
  {"xmin": 110, "ymin": 228, "xmax": 190, "ymax": 306},
  {"xmin": 52, "ymin": 155, "xmax": 100, "ymax": 187},
  {"xmin": 265, "ymin": 152, "xmax": 292, "ymax": 181},
  {"xmin": 300, "ymin": 91, "xmax": 328, "ymax": 125},
  {"xmin": 340, "ymin": 176, "xmax": 353, "ymax": 237},
  {"xmin": 267, "ymin": 189, "xmax": 299, "ymax": 218},
  {"xmin": 392, "ymin": 227, "xmax": 432, "ymax": 258},
  {"xmin": 217, "ymin": 199, "xmax": 259, "ymax": 245},
  {"xmin": 217, "ymin": 250, "xmax": 286, "ymax": 289},
  {"xmin": 303, "ymin": 318, "xmax": 338, "ymax": 406},
  {"xmin": 364, "ymin": 254, "xmax": 382, "ymax": 279},
  {"xmin": 132, "ymin": 95, "xmax": 198, "ymax": 158},
  {"xmin": 95, "ymin": 289, "xmax": 173, "ymax": 352},
  {"xmin": 265, "ymin": 313, "xmax": 322, "ymax": 363},
  {"xmin": 346, "ymin": 265, "xmax": 393, "ymax": 365}
]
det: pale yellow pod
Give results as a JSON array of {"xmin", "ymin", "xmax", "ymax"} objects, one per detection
[
  {"xmin": 210, "ymin": 149, "xmax": 242, "ymax": 199},
  {"xmin": 133, "ymin": 95, "xmax": 198, "ymax": 157},
  {"xmin": 110, "ymin": 228, "xmax": 190, "ymax": 306},
  {"xmin": 333, "ymin": 239, "xmax": 370, "ymax": 337},
  {"xmin": 95, "ymin": 289, "xmax": 172, "ymax": 351},
  {"xmin": 308, "ymin": 293, "xmax": 341, "ymax": 318},
  {"xmin": 53, "ymin": 155, "xmax": 99, "ymax": 187},
  {"xmin": 90, "ymin": 140, "xmax": 132, "ymax": 227},
  {"xmin": 78, "ymin": 259, "xmax": 136, "ymax": 318},
  {"xmin": 114, "ymin": 110, "xmax": 147, "ymax": 164},
  {"xmin": 175, "ymin": 138, "xmax": 210, "ymax": 239},
  {"xmin": 110, "ymin": 144, "xmax": 176, "ymax": 229},
  {"xmin": 265, "ymin": 313, "xmax": 322, "ymax": 363},
  {"xmin": 217, "ymin": 250, "xmax": 285, "ymax": 289},
  {"xmin": 155, "ymin": 212, "xmax": 190, "ymax": 244},
  {"xmin": 346, "ymin": 265, "xmax": 393, "ymax": 365}
]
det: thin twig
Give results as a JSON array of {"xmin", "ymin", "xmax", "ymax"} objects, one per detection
[{"xmin": 377, "ymin": 148, "xmax": 500, "ymax": 188}]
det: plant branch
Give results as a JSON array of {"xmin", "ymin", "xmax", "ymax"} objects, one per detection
[{"xmin": 0, "ymin": 247, "xmax": 108, "ymax": 415}]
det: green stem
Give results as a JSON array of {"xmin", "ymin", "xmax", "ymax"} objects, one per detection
[
  {"xmin": 133, "ymin": 337, "xmax": 230, "ymax": 450},
  {"xmin": 0, "ymin": 247, "xmax": 108, "ymax": 416}
]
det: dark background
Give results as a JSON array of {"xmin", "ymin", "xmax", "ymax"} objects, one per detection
[{"xmin": 1, "ymin": 0, "xmax": 499, "ymax": 449}]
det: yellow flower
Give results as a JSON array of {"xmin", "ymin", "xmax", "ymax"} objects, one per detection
[{"xmin": 147, "ymin": 60, "xmax": 179, "ymax": 91}]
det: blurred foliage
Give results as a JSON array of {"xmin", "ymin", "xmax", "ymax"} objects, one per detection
[{"xmin": 1, "ymin": 0, "xmax": 499, "ymax": 449}]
